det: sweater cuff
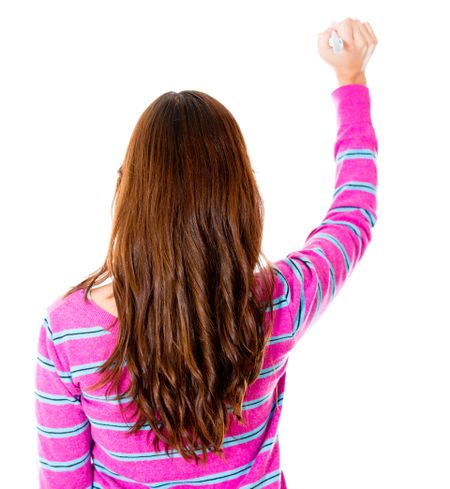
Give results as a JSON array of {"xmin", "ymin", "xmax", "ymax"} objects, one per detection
[{"xmin": 331, "ymin": 84, "xmax": 372, "ymax": 126}]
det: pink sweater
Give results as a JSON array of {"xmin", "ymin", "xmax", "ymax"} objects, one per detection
[{"xmin": 35, "ymin": 83, "xmax": 378, "ymax": 488}]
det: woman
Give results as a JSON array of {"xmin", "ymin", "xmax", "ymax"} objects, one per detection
[{"xmin": 35, "ymin": 18, "xmax": 378, "ymax": 489}]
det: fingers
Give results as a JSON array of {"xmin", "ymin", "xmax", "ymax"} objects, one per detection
[
  {"xmin": 358, "ymin": 21, "xmax": 378, "ymax": 64},
  {"xmin": 363, "ymin": 22, "xmax": 378, "ymax": 44},
  {"xmin": 333, "ymin": 18, "xmax": 377, "ymax": 48},
  {"xmin": 334, "ymin": 17, "xmax": 354, "ymax": 44},
  {"xmin": 353, "ymin": 20, "xmax": 371, "ymax": 48}
]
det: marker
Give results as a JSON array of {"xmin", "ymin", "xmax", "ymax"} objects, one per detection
[{"xmin": 328, "ymin": 29, "xmax": 344, "ymax": 54}]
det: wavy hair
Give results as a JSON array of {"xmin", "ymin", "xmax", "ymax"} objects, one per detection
[{"xmin": 62, "ymin": 89, "xmax": 276, "ymax": 465}]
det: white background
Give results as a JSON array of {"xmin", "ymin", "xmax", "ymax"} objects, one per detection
[{"xmin": 1, "ymin": 0, "xmax": 449, "ymax": 487}]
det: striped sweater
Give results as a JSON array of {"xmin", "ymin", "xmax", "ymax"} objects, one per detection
[{"xmin": 35, "ymin": 83, "xmax": 378, "ymax": 489}]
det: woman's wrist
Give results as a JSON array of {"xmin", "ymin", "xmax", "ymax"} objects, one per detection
[{"xmin": 337, "ymin": 72, "xmax": 367, "ymax": 86}]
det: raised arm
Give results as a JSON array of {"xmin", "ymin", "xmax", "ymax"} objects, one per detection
[{"xmin": 268, "ymin": 19, "xmax": 379, "ymax": 356}]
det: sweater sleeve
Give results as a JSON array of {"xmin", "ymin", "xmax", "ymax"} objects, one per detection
[
  {"xmin": 34, "ymin": 310, "xmax": 93, "ymax": 488},
  {"xmin": 270, "ymin": 84, "xmax": 378, "ymax": 356}
]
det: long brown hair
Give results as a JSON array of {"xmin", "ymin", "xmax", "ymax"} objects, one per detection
[{"xmin": 62, "ymin": 89, "xmax": 277, "ymax": 465}]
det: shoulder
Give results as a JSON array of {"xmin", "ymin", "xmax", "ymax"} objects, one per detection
[
  {"xmin": 45, "ymin": 287, "xmax": 111, "ymax": 339},
  {"xmin": 42, "ymin": 287, "xmax": 117, "ymax": 372}
]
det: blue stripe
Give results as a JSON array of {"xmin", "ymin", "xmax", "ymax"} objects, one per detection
[
  {"xmin": 320, "ymin": 219, "xmax": 362, "ymax": 243},
  {"xmin": 92, "ymin": 458, "xmax": 153, "ymax": 487},
  {"xmin": 329, "ymin": 206, "xmax": 377, "ymax": 227},
  {"xmin": 333, "ymin": 181, "xmax": 377, "ymax": 198},
  {"xmin": 240, "ymin": 392, "xmax": 273, "ymax": 410},
  {"xmin": 269, "ymin": 256, "xmax": 308, "ymax": 345},
  {"xmin": 284, "ymin": 257, "xmax": 306, "ymax": 337},
  {"xmin": 258, "ymin": 357, "xmax": 287, "ymax": 378},
  {"xmin": 43, "ymin": 314, "xmax": 52, "ymax": 338},
  {"xmin": 37, "ymin": 419, "xmax": 90, "ymax": 438},
  {"xmin": 310, "ymin": 247, "xmax": 336, "ymax": 301},
  {"xmin": 310, "ymin": 233, "xmax": 351, "ymax": 273},
  {"xmin": 336, "ymin": 148, "xmax": 377, "ymax": 163},
  {"xmin": 315, "ymin": 276, "xmax": 323, "ymax": 322},
  {"xmin": 37, "ymin": 352, "xmax": 56, "ymax": 370},
  {"xmin": 290, "ymin": 254, "xmax": 323, "ymax": 325},
  {"xmin": 267, "ymin": 266, "xmax": 290, "ymax": 311},
  {"xmin": 81, "ymin": 389, "xmax": 273, "ymax": 412},
  {"xmin": 35, "ymin": 389, "xmax": 80, "ymax": 405},
  {"xmin": 52, "ymin": 326, "xmax": 111, "ymax": 345},
  {"xmin": 70, "ymin": 360, "xmax": 107, "ymax": 379},
  {"xmin": 81, "ymin": 390, "xmax": 133, "ymax": 405},
  {"xmin": 240, "ymin": 469, "xmax": 282, "ymax": 489},
  {"xmin": 68, "ymin": 359, "xmax": 127, "ymax": 379},
  {"xmin": 36, "ymin": 353, "xmax": 72, "ymax": 383},
  {"xmin": 86, "ymin": 414, "xmax": 151, "ymax": 431},
  {"xmin": 39, "ymin": 449, "xmax": 90, "ymax": 472},
  {"xmin": 284, "ymin": 257, "xmax": 306, "ymax": 328}
]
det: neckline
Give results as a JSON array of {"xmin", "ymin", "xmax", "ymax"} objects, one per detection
[{"xmin": 81, "ymin": 287, "xmax": 119, "ymax": 321}]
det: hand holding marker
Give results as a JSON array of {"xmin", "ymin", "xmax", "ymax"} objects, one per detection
[{"xmin": 318, "ymin": 18, "xmax": 378, "ymax": 86}]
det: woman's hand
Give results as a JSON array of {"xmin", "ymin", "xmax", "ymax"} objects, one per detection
[{"xmin": 317, "ymin": 17, "xmax": 378, "ymax": 86}]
